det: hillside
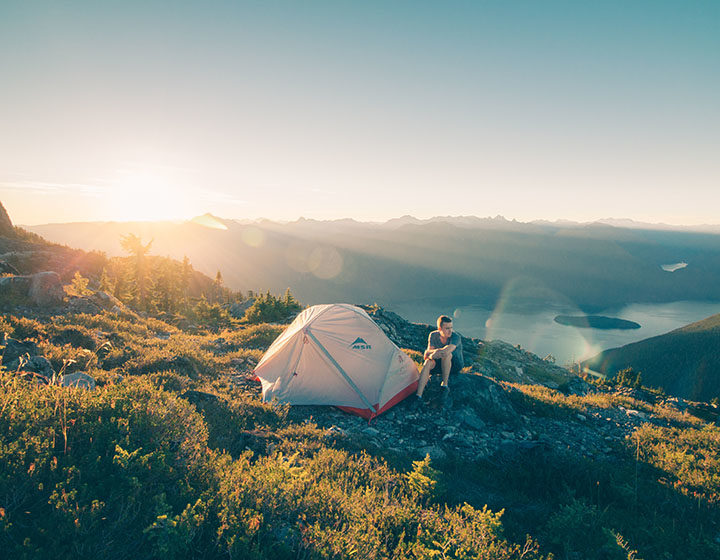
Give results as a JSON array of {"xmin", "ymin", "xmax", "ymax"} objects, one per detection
[
  {"xmin": 583, "ymin": 313, "xmax": 720, "ymax": 401},
  {"xmin": 2, "ymin": 294, "xmax": 720, "ymax": 557},
  {"xmin": 3, "ymin": 300, "xmax": 720, "ymax": 559},
  {"xmin": 3, "ymin": 210, "xmax": 720, "ymax": 558},
  {"xmin": 27, "ymin": 215, "xmax": 720, "ymax": 311}
]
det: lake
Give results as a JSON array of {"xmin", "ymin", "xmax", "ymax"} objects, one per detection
[{"xmin": 387, "ymin": 300, "xmax": 720, "ymax": 366}]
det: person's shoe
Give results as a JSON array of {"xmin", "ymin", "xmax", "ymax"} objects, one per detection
[{"xmin": 409, "ymin": 394, "xmax": 425, "ymax": 411}]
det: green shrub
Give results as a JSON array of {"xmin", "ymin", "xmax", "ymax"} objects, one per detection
[
  {"xmin": 243, "ymin": 290, "xmax": 302, "ymax": 324},
  {"xmin": 0, "ymin": 373, "xmax": 216, "ymax": 559},
  {"xmin": 220, "ymin": 323, "xmax": 285, "ymax": 350}
]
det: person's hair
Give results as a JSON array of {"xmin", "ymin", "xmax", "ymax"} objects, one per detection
[{"xmin": 437, "ymin": 315, "xmax": 453, "ymax": 329}]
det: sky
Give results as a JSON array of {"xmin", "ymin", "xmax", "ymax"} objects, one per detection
[{"xmin": 1, "ymin": 0, "xmax": 719, "ymax": 226}]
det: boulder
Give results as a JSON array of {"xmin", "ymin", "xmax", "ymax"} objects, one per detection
[
  {"xmin": 229, "ymin": 298, "xmax": 255, "ymax": 319},
  {"xmin": 0, "ymin": 271, "xmax": 65, "ymax": 307},
  {"xmin": 66, "ymin": 291, "xmax": 131, "ymax": 316},
  {"xmin": 452, "ymin": 372, "xmax": 521, "ymax": 425},
  {"xmin": 60, "ymin": 372, "xmax": 96, "ymax": 390},
  {"xmin": 17, "ymin": 356, "xmax": 56, "ymax": 380},
  {"xmin": 67, "ymin": 295, "xmax": 103, "ymax": 315},
  {"xmin": 28, "ymin": 272, "xmax": 64, "ymax": 305},
  {"xmin": 2, "ymin": 337, "xmax": 40, "ymax": 365}
]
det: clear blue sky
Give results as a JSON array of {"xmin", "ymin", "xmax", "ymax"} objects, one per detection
[{"xmin": 1, "ymin": 0, "xmax": 718, "ymax": 225}]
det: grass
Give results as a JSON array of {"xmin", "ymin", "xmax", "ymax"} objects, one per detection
[{"xmin": 2, "ymin": 307, "xmax": 720, "ymax": 559}]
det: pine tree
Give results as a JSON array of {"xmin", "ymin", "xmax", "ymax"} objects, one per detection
[
  {"xmin": 214, "ymin": 270, "xmax": 224, "ymax": 303},
  {"xmin": 120, "ymin": 234, "xmax": 154, "ymax": 310},
  {"xmin": 67, "ymin": 271, "xmax": 91, "ymax": 297},
  {"xmin": 99, "ymin": 267, "xmax": 115, "ymax": 294},
  {"xmin": 181, "ymin": 255, "xmax": 193, "ymax": 312}
]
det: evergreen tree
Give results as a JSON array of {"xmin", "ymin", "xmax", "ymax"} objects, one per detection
[
  {"xmin": 151, "ymin": 258, "xmax": 182, "ymax": 314},
  {"xmin": 99, "ymin": 267, "xmax": 115, "ymax": 294},
  {"xmin": 195, "ymin": 294, "xmax": 231, "ymax": 332},
  {"xmin": 181, "ymin": 255, "xmax": 193, "ymax": 312},
  {"xmin": 214, "ymin": 270, "xmax": 224, "ymax": 303},
  {"xmin": 120, "ymin": 234, "xmax": 154, "ymax": 310},
  {"xmin": 244, "ymin": 289, "xmax": 302, "ymax": 324},
  {"xmin": 67, "ymin": 271, "xmax": 92, "ymax": 297}
]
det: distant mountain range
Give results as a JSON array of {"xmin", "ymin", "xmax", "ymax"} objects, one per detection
[
  {"xmin": 583, "ymin": 313, "xmax": 720, "ymax": 402},
  {"xmin": 26, "ymin": 214, "xmax": 720, "ymax": 311}
]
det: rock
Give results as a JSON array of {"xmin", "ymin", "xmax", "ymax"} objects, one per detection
[
  {"xmin": 28, "ymin": 272, "xmax": 65, "ymax": 306},
  {"xmin": 67, "ymin": 295, "xmax": 103, "ymax": 315},
  {"xmin": 360, "ymin": 305, "xmax": 480, "ymax": 364},
  {"xmin": 565, "ymin": 376, "xmax": 592, "ymax": 396},
  {"xmin": 66, "ymin": 291, "xmax": 129, "ymax": 316},
  {"xmin": 229, "ymin": 298, "xmax": 255, "ymax": 319},
  {"xmin": 418, "ymin": 445, "xmax": 447, "ymax": 461},
  {"xmin": 2, "ymin": 337, "xmax": 39, "ymax": 365},
  {"xmin": 456, "ymin": 408, "xmax": 486, "ymax": 431},
  {"xmin": 0, "ymin": 271, "xmax": 64, "ymax": 307},
  {"xmin": 452, "ymin": 373, "xmax": 520, "ymax": 425},
  {"xmin": 17, "ymin": 356, "xmax": 56, "ymax": 380},
  {"xmin": 60, "ymin": 372, "xmax": 96, "ymax": 390},
  {"xmin": 362, "ymin": 427, "xmax": 380, "ymax": 437}
]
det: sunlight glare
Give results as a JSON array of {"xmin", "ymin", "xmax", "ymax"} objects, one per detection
[{"xmin": 107, "ymin": 171, "xmax": 192, "ymax": 221}]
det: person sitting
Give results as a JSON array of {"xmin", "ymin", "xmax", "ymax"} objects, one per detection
[{"xmin": 412, "ymin": 314, "xmax": 463, "ymax": 408}]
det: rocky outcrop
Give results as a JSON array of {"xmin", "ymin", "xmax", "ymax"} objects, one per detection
[
  {"xmin": 361, "ymin": 304, "xmax": 573, "ymax": 388},
  {"xmin": 0, "ymin": 271, "xmax": 65, "ymax": 307},
  {"xmin": 475, "ymin": 339, "xmax": 574, "ymax": 387},
  {"xmin": 66, "ymin": 291, "xmax": 130, "ymax": 316},
  {"xmin": 0, "ymin": 201, "xmax": 14, "ymax": 238}
]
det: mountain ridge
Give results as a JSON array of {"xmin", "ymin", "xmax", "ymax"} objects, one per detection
[{"xmin": 583, "ymin": 312, "xmax": 720, "ymax": 401}]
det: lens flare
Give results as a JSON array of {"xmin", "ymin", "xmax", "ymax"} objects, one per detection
[
  {"xmin": 308, "ymin": 246, "xmax": 343, "ymax": 279},
  {"xmin": 191, "ymin": 214, "xmax": 228, "ymax": 230}
]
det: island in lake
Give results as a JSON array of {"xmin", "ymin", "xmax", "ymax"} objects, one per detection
[{"xmin": 554, "ymin": 315, "xmax": 641, "ymax": 330}]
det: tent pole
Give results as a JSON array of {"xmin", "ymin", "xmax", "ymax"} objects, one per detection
[{"xmin": 305, "ymin": 329, "xmax": 376, "ymax": 414}]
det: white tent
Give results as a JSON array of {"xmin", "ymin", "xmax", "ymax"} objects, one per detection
[{"xmin": 254, "ymin": 304, "xmax": 419, "ymax": 419}]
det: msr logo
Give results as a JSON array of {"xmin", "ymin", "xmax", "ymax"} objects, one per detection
[{"xmin": 350, "ymin": 337, "xmax": 371, "ymax": 350}]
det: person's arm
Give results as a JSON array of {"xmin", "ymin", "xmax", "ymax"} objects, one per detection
[
  {"xmin": 426, "ymin": 333, "xmax": 456, "ymax": 360},
  {"xmin": 424, "ymin": 332, "xmax": 437, "ymax": 360}
]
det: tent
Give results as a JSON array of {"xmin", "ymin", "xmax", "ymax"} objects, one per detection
[{"xmin": 254, "ymin": 303, "xmax": 419, "ymax": 419}]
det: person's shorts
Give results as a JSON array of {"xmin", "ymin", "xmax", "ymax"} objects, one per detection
[{"xmin": 428, "ymin": 355, "xmax": 463, "ymax": 376}]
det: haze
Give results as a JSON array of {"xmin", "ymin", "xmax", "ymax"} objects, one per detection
[{"xmin": 1, "ymin": 1, "xmax": 718, "ymax": 226}]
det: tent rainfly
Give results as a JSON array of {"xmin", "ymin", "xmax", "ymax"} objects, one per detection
[{"xmin": 254, "ymin": 304, "xmax": 419, "ymax": 419}]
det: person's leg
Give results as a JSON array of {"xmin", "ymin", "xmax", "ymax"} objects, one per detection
[
  {"xmin": 440, "ymin": 354, "xmax": 451, "ymax": 387},
  {"xmin": 416, "ymin": 359, "xmax": 435, "ymax": 397}
]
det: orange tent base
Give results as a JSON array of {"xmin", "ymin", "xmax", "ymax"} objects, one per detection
[{"xmin": 337, "ymin": 381, "xmax": 418, "ymax": 420}]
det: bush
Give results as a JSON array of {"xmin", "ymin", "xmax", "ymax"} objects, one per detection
[
  {"xmin": 0, "ymin": 373, "xmax": 216, "ymax": 559},
  {"xmin": 243, "ymin": 290, "xmax": 302, "ymax": 325},
  {"xmin": 220, "ymin": 323, "xmax": 285, "ymax": 350}
]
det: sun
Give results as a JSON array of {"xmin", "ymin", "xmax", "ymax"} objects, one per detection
[{"xmin": 105, "ymin": 171, "xmax": 193, "ymax": 222}]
